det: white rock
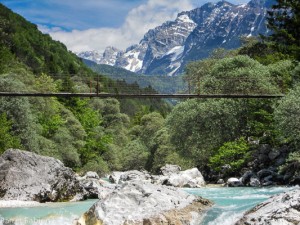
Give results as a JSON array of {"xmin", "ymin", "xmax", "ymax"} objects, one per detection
[
  {"xmin": 227, "ymin": 177, "xmax": 243, "ymax": 187},
  {"xmin": 249, "ymin": 177, "xmax": 260, "ymax": 187},
  {"xmin": 84, "ymin": 171, "xmax": 99, "ymax": 179},
  {"xmin": 167, "ymin": 168, "xmax": 205, "ymax": 188},
  {"xmin": 77, "ymin": 181, "xmax": 211, "ymax": 225},
  {"xmin": 235, "ymin": 189, "xmax": 300, "ymax": 225},
  {"xmin": 160, "ymin": 164, "xmax": 181, "ymax": 176}
]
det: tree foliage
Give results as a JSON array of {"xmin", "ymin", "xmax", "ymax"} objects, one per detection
[
  {"xmin": 166, "ymin": 99, "xmax": 245, "ymax": 167},
  {"xmin": 267, "ymin": 0, "xmax": 300, "ymax": 60},
  {"xmin": 200, "ymin": 55, "xmax": 280, "ymax": 95},
  {"xmin": 1, "ymin": 1, "xmax": 300, "ymax": 178},
  {"xmin": 209, "ymin": 137, "xmax": 250, "ymax": 173},
  {"xmin": 274, "ymin": 84, "xmax": 300, "ymax": 147},
  {"xmin": 0, "ymin": 113, "xmax": 22, "ymax": 154}
]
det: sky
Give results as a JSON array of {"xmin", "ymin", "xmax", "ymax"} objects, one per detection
[{"xmin": 0, "ymin": 0, "xmax": 248, "ymax": 53}]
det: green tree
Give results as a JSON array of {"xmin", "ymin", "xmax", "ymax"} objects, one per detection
[
  {"xmin": 267, "ymin": 0, "xmax": 300, "ymax": 59},
  {"xmin": 200, "ymin": 55, "xmax": 280, "ymax": 95},
  {"xmin": 0, "ymin": 73, "xmax": 39, "ymax": 152},
  {"xmin": 120, "ymin": 140, "xmax": 149, "ymax": 171},
  {"xmin": 184, "ymin": 59, "xmax": 216, "ymax": 94},
  {"xmin": 150, "ymin": 128, "xmax": 193, "ymax": 173},
  {"xmin": 166, "ymin": 99, "xmax": 245, "ymax": 168},
  {"xmin": 0, "ymin": 113, "xmax": 22, "ymax": 153},
  {"xmin": 209, "ymin": 137, "xmax": 250, "ymax": 174},
  {"xmin": 139, "ymin": 112, "xmax": 164, "ymax": 148},
  {"xmin": 274, "ymin": 84, "xmax": 300, "ymax": 147}
]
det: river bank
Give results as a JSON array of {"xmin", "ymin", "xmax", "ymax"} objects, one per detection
[
  {"xmin": 1, "ymin": 149, "xmax": 299, "ymax": 225},
  {"xmin": 0, "ymin": 186, "xmax": 298, "ymax": 225}
]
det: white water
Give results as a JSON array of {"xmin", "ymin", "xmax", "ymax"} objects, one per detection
[
  {"xmin": 186, "ymin": 186, "xmax": 298, "ymax": 225},
  {"xmin": 0, "ymin": 199, "xmax": 97, "ymax": 225},
  {"xmin": 0, "ymin": 186, "xmax": 296, "ymax": 225}
]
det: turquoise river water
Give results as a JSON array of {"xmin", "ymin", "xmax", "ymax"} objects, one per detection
[{"xmin": 0, "ymin": 186, "xmax": 297, "ymax": 225}]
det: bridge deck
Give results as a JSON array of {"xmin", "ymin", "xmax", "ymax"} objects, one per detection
[{"xmin": 0, "ymin": 92, "xmax": 284, "ymax": 99}]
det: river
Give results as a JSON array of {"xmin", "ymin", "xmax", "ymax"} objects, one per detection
[{"xmin": 0, "ymin": 186, "xmax": 297, "ymax": 225}]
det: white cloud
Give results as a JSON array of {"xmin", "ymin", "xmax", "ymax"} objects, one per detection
[
  {"xmin": 45, "ymin": 0, "xmax": 249, "ymax": 53},
  {"xmin": 44, "ymin": 0, "xmax": 195, "ymax": 53}
]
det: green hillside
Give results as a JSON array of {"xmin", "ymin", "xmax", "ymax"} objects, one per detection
[
  {"xmin": 0, "ymin": 3, "xmax": 170, "ymax": 174},
  {"xmin": 83, "ymin": 59, "xmax": 187, "ymax": 94},
  {"xmin": 1, "ymin": 1, "xmax": 300, "ymax": 181}
]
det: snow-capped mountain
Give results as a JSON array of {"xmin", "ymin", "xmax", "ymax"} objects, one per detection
[{"xmin": 78, "ymin": 0, "xmax": 274, "ymax": 76}]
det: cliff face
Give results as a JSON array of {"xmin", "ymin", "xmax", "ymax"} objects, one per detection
[{"xmin": 79, "ymin": 0, "xmax": 274, "ymax": 76}]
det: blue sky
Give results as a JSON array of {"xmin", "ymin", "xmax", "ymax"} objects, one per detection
[{"xmin": 0, "ymin": 0, "xmax": 248, "ymax": 52}]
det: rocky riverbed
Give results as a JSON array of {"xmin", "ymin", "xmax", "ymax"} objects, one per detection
[
  {"xmin": 0, "ymin": 150, "xmax": 212, "ymax": 225},
  {"xmin": 1, "ymin": 149, "xmax": 299, "ymax": 225},
  {"xmin": 76, "ymin": 181, "xmax": 212, "ymax": 225}
]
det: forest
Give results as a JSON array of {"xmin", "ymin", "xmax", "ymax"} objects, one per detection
[{"xmin": 0, "ymin": 0, "xmax": 299, "ymax": 181}]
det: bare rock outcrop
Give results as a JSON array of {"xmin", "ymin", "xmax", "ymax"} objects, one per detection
[
  {"xmin": 235, "ymin": 188, "xmax": 300, "ymax": 225},
  {"xmin": 77, "ymin": 181, "xmax": 212, "ymax": 225},
  {"xmin": 0, "ymin": 149, "xmax": 85, "ymax": 202},
  {"xmin": 157, "ymin": 166, "xmax": 206, "ymax": 188}
]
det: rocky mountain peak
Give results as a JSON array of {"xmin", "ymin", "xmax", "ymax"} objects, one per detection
[{"xmin": 78, "ymin": 0, "xmax": 273, "ymax": 76}]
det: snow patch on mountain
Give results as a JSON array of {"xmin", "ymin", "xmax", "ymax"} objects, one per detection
[
  {"xmin": 123, "ymin": 50, "xmax": 143, "ymax": 72},
  {"xmin": 177, "ymin": 14, "xmax": 195, "ymax": 24},
  {"xmin": 167, "ymin": 46, "xmax": 185, "ymax": 61},
  {"xmin": 78, "ymin": 0, "xmax": 272, "ymax": 76}
]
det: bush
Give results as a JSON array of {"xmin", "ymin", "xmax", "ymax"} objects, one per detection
[
  {"xmin": 120, "ymin": 140, "xmax": 149, "ymax": 171},
  {"xmin": 0, "ymin": 113, "xmax": 22, "ymax": 154},
  {"xmin": 166, "ymin": 99, "xmax": 245, "ymax": 167},
  {"xmin": 209, "ymin": 137, "xmax": 250, "ymax": 173},
  {"xmin": 81, "ymin": 156, "xmax": 110, "ymax": 176},
  {"xmin": 274, "ymin": 85, "xmax": 300, "ymax": 147}
]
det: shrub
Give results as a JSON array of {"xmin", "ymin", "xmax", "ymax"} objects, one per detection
[{"xmin": 209, "ymin": 137, "xmax": 250, "ymax": 173}]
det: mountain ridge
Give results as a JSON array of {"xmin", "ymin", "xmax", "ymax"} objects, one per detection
[{"xmin": 78, "ymin": 0, "xmax": 274, "ymax": 76}]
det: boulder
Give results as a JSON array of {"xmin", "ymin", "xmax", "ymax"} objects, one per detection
[
  {"xmin": 249, "ymin": 177, "xmax": 260, "ymax": 187},
  {"xmin": 268, "ymin": 150, "xmax": 280, "ymax": 160},
  {"xmin": 290, "ymin": 176, "xmax": 300, "ymax": 185},
  {"xmin": 235, "ymin": 189, "xmax": 300, "ymax": 225},
  {"xmin": 0, "ymin": 149, "xmax": 85, "ymax": 202},
  {"xmin": 119, "ymin": 170, "xmax": 152, "ymax": 183},
  {"xmin": 227, "ymin": 178, "xmax": 243, "ymax": 187},
  {"xmin": 274, "ymin": 156, "xmax": 286, "ymax": 167},
  {"xmin": 84, "ymin": 171, "xmax": 99, "ymax": 179},
  {"xmin": 164, "ymin": 168, "xmax": 206, "ymax": 188},
  {"xmin": 217, "ymin": 179, "xmax": 225, "ymax": 184},
  {"xmin": 258, "ymin": 144, "xmax": 271, "ymax": 155},
  {"xmin": 108, "ymin": 171, "xmax": 123, "ymax": 184},
  {"xmin": 79, "ymin": 176, "xmax": 107, "ymax": 199},
  {"xmin": 76, "ymin": 181, "xmax": 212, "ymax": 225},
  {"xmin": 257, "ymin": 169, "xmax": 275, "ymax": 180},
  {"xmin": 221, "ymin": 164, "xmax": 232, "ymax": 173},
  {"xmin": 109, "ymin": 170, "xmax": 152, "ymax": 184},
  {"xmin": 109, "ymin": 167, "xmax": 206, "ymax": 188},
  {"xmin": 160, "ymin": 164, "xmax": 181, "ymax": 176},
  {"xmin": 240, "ymin": 171, "xmax": 255, "ymax": 185}
]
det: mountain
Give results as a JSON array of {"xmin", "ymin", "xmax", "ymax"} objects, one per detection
[
  {"xmin": 0, "ymin": 1, "xmax": 171, "ymax": 112},
  {"xmin": 78, "ymin": 0, "xmax": 274, "ymax": 76},
  {"xmin": 83, "ymin": 58, "xmax": 186, "ymax": 94}
]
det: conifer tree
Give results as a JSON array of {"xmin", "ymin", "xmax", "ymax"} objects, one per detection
[{"xmin": 267, "ymin": 0, "xmax": 300, "ymax": 59}]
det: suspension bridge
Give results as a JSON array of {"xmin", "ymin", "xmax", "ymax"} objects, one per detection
[{"xmin": 0, "ymin": 74, "xmax": 285, "ymax": 99}]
